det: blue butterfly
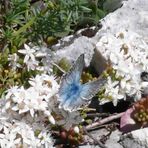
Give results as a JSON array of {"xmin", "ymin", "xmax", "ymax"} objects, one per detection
[{"xmin": 58, "ymin": 54, "xmax": 106, "ymax": 111}]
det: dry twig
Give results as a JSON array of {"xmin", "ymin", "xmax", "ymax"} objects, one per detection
[{"xmin": 86, "ymin": 112, "xmax": 124, "ymax": 130}]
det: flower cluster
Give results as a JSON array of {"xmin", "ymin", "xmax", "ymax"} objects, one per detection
[
  {"xmin": 0, "ymin": 74, "xmax": 59, "ymax": 147},
  {"xmin": 0, "ymin": 64, "xmax": 85, "ymax": 147},
  {"xmin": 0, "ymin": 116, "xmax": 54, "ymax": 148},
  {"xmin": 18, "ymin": 44, "xmax": 52, "ymax": 72},
  {"xmin": 96, "ymin": 30, "xmax": 148, "ymax": 105},
  {"xmin": 4, "ymin": 74, "xmax": 59, "ymax": 123}
]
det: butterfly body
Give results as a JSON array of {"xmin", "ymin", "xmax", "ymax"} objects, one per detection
[
  {"xmin": 58, "ymin": 54, "xmax": 106, "ymax": 111},
  {"xmin": 62, "ymin": 81, "xmax": 81, "ymax": 102}
]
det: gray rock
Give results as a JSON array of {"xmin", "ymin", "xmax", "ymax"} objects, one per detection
[
  {"xmin": 79, "ymin": 129, "xmax": 123, "ymax": 148},
  {"xmin": 90, "ymin": 48, "xmax": 108, "ymax": 75},
  {"xmin": 103, "ymin": 0, "xmax": 126, "ymax": 12}
]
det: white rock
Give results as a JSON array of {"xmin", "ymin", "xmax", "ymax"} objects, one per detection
[
  {"xmin": 53, "ymin": 35, "xmax": 97, "ymax": 67},
  {"xmin": 120, "ymin": 128, "xmax": 148, "ymax": 148},
  {"xmin": 98, "ymin": 0, "xmax": 148, "ymax": 39},
  {"xmin": 106, "ymin": 130, "xmax": 123, "ymax": 148}
]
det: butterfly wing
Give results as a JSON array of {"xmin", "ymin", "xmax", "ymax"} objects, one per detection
[
  {"xmin": 80, "ymin": 77, "xmax": 107, "ymax": 100},
  {"xmin": 58, "ymin": 54, "xmax": 85, "ymax": 105},
  {"xmin": 67, "ymin": 77, "xmax": 107, "ymax": 111},
  {"xmin": 59, "ymin": 77, "xmax": 107, "ymax": 111}
]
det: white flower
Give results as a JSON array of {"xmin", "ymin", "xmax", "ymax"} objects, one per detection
[
  {"xmin": 111, "ymin": 86, "xmax": 124, "ymax": 106},
  {"xmin": 29, "ymin": 74, "xmax": 59, "ymax": 98},
  {"xmin": 4, "ymin": 74, "xmax": 59, "ymax": 120},
  {"xmin": 0, "ymin": 120, "xmax": 38, "ymax": 147},
  {"xmin": 17, "ymin": 44, "xmax": 54, "ymax": 72},
  {"xmin": 11, "ymin": 87, "xmax": 48, "ymax": 117},
  {"xmin": 0, "ymin": 126, "xmax": 21, "ymax": 148},
  {"xmin": 44, "ymin": 111, "xmax": 55, "ymax": 125},
  {"xmin": 25, "ymin": 59, "xmax": 39, "ymax": 71},
  {"xmin": 5, "ymin": 86, "xmax": 19, "ymax": 100},
  {"xmin": 11, "ymin": 86, "xmax": 26, "ymax": 103},
  {"xmin": 18, "ymin": 44, "xmax": 39, "ymax": 71},
  {"xmin": 120, "ymin": 79, "xmax": 131, "ymax": 93},
  {"xmin": 18, "ymin": 44, "xmax": 36, "ymax": 63},
  {"xmin": 0, "ymin": 80, "xmax": 56, "ymax": 148},
  {"xmin": 0, "ymin": 112, "xmax": 54, "ymax": 148},
  {"xmin": 10, "ymin": 87, "xmax": 30, "ymax": 114},
  {"xmin": 101, "ymin": 77, "xmax": 124, "ymax": 106},
  {"xmin": 8, "ymin": 53, "xmax": 21, "ymax": 70},
  {"xmin": 38, "ymin": 131, "xmax": 53, "ymax": 148}
]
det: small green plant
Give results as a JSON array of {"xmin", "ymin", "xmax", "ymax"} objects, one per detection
[
  {"xmin": 81, "ymin": 71, "xmax": 97, "ymax": 83},
  {"xmin": 53, "ymin": 57, "xmax": 71, "ymax": 76},
  {"xmin": 0, "ymin": 51, "xmax": 41, "ymax": 96},
  {"xmin": 132, "ymin": 96, "xmax": 148, "ymax": 126},
  {"xmin": 54, "ymin": 126, "xmax": 83, "ymax": 147},
  {"xmin": 0, "ymin": 0, "xmax": 107, "ymax": 97},
  {"xmin": 0, "ymin": 0, "xmax": 107, "ymax": 50}
]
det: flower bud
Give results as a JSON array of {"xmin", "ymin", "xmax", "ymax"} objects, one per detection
[{"xmin": 73, "ymin": 126, "xmax": 79, "ymax": 134}]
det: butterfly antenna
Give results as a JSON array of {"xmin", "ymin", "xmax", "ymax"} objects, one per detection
[{"xmin": 51, "ymin": 62, "xmax": 66, "ymax": 74}]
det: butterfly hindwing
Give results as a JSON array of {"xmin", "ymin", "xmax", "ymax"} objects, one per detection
[{"xmin": 80, "ymin": 77, "xmax": 107, "ymax": 100}]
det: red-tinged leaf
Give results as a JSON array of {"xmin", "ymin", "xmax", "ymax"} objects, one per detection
[{"xmin": 120, "ymin": 107, "xmax": 141, "ymax": 133}]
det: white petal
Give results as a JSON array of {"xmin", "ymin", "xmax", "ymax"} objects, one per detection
[
  {"xmin": 24, "ymin": 55, "xmax": 29, "ymax": 63},
  {"xmin": 120, "ymin": 80, "xmax": 126, "ymax": 89},
  {"xmin": 24, "ymin": 44, "xmax": 30, "ymax": 51},
  {"xmin": 30, "ymin": 54, "xmax": 36, "ymax": 61},
  {"xmin": 48, "ymin": 115, "xmax": 55, "ymax": 125},
  {"xmin": 5, "ymin": 101, "xmax": 11, "ymax": 109},
  {"xmin": 30, "ymin": 109, "xmax": 34, "ymax": 117},
  {"xmin": 14, "ymin": 138, "xmax": 21, "ymax": 144},
  {"xmin": 18, "ymin": 49, "xmax": 27, "ymax": 54},
  {"xmin": 12, "ymin": 106, "xmax": 19, "ymax": 111}
]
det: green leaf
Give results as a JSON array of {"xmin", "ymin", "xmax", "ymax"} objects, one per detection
[
  {"xmin": 80, "ymin": 6, "xmax": 92, "ymax": 12},
  {"xmin": 96, "ymin": 8, "xmax": 106, "ymax": 18},
  {"xmin": 13, "ymin": 17, "xmax": 36, "ymax": 36}
]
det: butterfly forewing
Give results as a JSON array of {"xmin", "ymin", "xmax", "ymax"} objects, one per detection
[
  {"xmin": 59, "ymin": 54, "xmax": 84, "ymax": 102},
  {"xmin": 66, "ymin": 54, "xmax": 84, "ymax": 83}
]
